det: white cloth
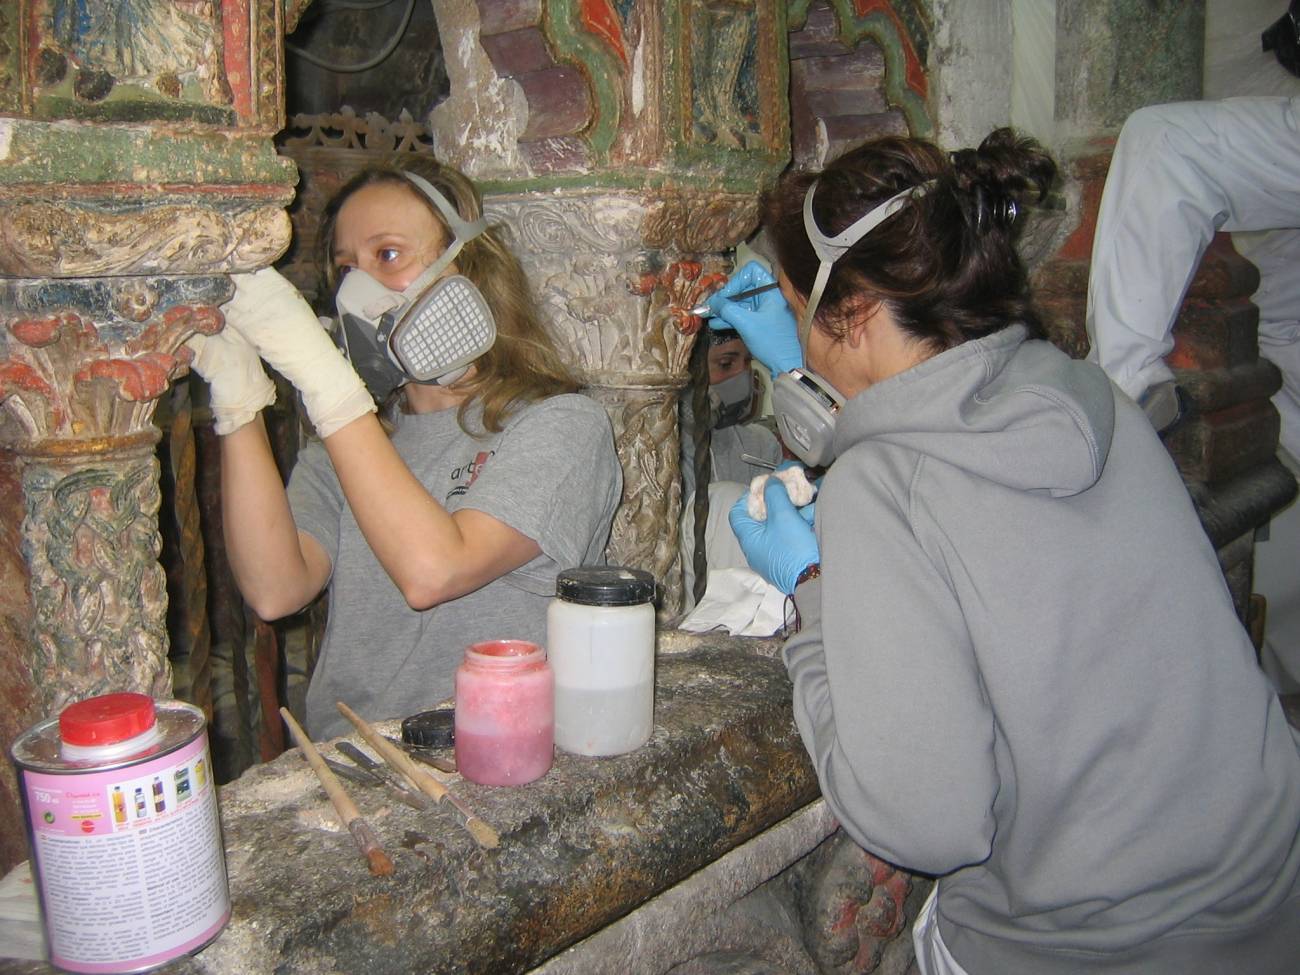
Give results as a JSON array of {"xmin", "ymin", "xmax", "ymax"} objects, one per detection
[
  {"xmin": 912, "ymin": 885, "xmax": 970, "ymax": 975},
  {"xmin": 678, "ymin": 567, "xmax": 790, "ymax": 637},
  {"xmin": 1085, "ymin": 96, "xmax": 1300, "ymax": 692},
  {"xmin": 679, "ymin": 480, "xmax": 787, "ymax": 633}
]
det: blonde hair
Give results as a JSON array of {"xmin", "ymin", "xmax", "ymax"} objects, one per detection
[{"xmin": 317, "ymin": 155, "xmax": 579, "ymax": 433}]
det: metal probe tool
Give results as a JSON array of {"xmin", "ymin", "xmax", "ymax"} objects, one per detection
[{"xmin": 690, "ymin": 281, "xmax": 780, "ymax": 318}]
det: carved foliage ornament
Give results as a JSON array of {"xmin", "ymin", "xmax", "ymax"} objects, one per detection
[
  {"xmin": 0, "ymin": 277, "xmax": 228, "ymax": 443},
  {"xmin": 278, "ymin": 107, "xmax": 436, "ymax": 154},
  {"xmin": 0, "ymin": 202, "xmax": 291, "ymax": 279}
]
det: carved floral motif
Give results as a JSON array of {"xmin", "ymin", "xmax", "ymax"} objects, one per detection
[{"xmin": 279, "ymin": 106, "xmax": 436, "ymax": 154}]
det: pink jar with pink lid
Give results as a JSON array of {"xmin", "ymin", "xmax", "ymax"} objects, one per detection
[{"xmin": 454, "ymin": 640, "xmax": 554, "ymax": 785}]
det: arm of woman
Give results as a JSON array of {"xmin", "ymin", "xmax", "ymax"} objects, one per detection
[
  {"xmin": 220, "ymin": 418, "xmax": 333, "ymax": 620},
  {"xmin": 783, "ymin": 455, "xmax": 1000, "ymax": 876},
  {"xmin": 320, "ymin": 415, "xmax": 541, "ymax": 609}
]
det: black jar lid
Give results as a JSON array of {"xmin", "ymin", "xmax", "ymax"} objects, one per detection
[
  {"xmin": 401, "ymin": 707, "xmax": 455, "ymax": 748},
  {"xmin": 556, "ymin": 566, "xmax": 657, "ymax": 606}
]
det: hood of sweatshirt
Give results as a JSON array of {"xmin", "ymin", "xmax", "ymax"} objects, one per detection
[{"xmin": 832, "ymin": 325, "xmax": 1116, "ymax": 497}]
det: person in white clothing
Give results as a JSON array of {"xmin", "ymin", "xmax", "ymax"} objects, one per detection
[{"xmin": 1084, "ymin": 94, "xmax": 1300, "ymax": 692}]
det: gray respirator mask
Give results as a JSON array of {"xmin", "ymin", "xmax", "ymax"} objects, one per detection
[
  {"xmin": 773, "ymin": 180, "xmax": 931, "ymax": 468},
  {"xmin": 709, "ymin": 368, "xmax": 755, "ymax": 429},
  {"xmin": 333, "ymin": 172, "xmax": 497, "ymax": 401}
]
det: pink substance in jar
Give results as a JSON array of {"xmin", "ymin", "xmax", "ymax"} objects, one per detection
[{"xmin": 455, "ymin": 640, "xmax": 554, "ymax": 786}]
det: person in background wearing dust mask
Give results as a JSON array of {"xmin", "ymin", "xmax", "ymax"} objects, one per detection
[
  {"xmin": 679, "ymin": 326, "xmax": 787, "ymax": 611},
  {"xmin": 185, "ymin": 156, "xmax": 622, "ymax": 740},
  {"xmin": 708, "ymin": 129, "xmax": 1300, "ymax": 974}
]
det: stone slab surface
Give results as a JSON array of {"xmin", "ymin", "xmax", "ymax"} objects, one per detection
[{"xmin": 0, "ymin": 639, "xmax": 816, "ymax": 975}]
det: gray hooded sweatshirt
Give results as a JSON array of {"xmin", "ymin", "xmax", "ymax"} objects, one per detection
[{"xmin": 784, "ymin": 325, "xmax": 1300, "ymax": 973}]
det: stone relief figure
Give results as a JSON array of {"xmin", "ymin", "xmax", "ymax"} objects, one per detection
[{"xmin": 39, "ymin": 0, "xmax": 230, "ymax": 104}]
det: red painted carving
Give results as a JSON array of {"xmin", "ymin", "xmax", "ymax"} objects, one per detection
[
  {"xmin": 794, "ymin": 831, "xmax": 915, "ymax": 973},
  {"xmin": 657, "ymin": 262, "xmax": 727, "ymax": 336},
  {"xmin": 851, "ymin": 0, "xmax": 927, "ymax": 98},
  {"xmin": 76, "ymin": 353, "xmax": 181, "ymax": 403},
  {"xmin": 10, "ymin": 313, "xmax": 87, "ymax": 349},
  {"xmin": 580, "ymin": 0, "xmax": 630, "ymax": 68},
  {"xmin": 2, "ymin": 302, "xmax": 218, "ymax": 439},
  {"xmin": 0, "ymin": 362, "xmax": 55, "ymax": 399},
  {"xmin": 223, "ymin": 0, "xmax": 254, "ymax": 121}
]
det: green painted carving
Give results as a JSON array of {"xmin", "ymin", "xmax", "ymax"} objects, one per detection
[
  {"xmin": 543, "ymin": 0, "xmax": 628, "ymax": 161},
  {"xmin": 24, "ymin": 450, "xmax": 172, "ymax": 713},
  {"xmin": 789, "ymin": 0, "xmax": 933, "ymax": 137},
  {"xmin": 0, "ymin": 120, "xmax": 296, "ymax": 190}
]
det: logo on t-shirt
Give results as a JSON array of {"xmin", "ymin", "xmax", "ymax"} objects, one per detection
[{"xmin": 446, "ymin": 450, "xmax": 493, "ymax": 501}]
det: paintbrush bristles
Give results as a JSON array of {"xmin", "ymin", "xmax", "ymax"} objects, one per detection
[
  {"xmin": 281, "ymin": 707, "xmax": 396, "ymax": 877},
  {"xmin": 465, "ymin": 817, "xmax": 500, "ymax": 849},
  {"xmin": 366, "ymin": 847, "xmax": 395, "ymax": 877},
  {"xmin": 336, "ymin": 700, "xmax": 501, "ymax": 850}
]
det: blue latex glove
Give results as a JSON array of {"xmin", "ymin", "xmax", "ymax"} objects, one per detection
[
  {"xmin": 729, "ymin": 477, "xmax": 821, "ymax": 595},
  {"xmin": 707, "ymin": 261, "xmax": 804, "ymax": 377}
]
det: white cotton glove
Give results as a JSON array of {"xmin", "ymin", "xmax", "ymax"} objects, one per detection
[
  {"xmin": 184, "ymin": 329, "xmax": 277, "ymax": 436},
  {"xmin": 220, "ymin": 267, "xmax": 376, "ymax": 438}
]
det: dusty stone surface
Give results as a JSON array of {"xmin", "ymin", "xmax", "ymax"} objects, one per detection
[{"xmin": 1, "ymin": 638, "xmax": 816, "ymax": 975}]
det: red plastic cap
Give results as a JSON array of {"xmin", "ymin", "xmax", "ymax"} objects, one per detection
[{"xmin": 59, "ymin": 693, "xmax": 157, "ymax": 746}]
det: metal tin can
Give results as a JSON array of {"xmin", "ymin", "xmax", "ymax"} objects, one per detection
[{"xmin": 10, "ymin": 693, "xmax": 230, "ymax": 973}]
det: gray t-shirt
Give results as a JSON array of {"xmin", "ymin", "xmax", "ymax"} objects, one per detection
[{"xmin": 288, "ymin": 394, "xmax": 622, "ymax": 739}]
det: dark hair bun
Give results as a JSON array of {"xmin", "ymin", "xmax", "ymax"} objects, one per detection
[{"xmin": 949, "ymin": 128, "xmax": 1056, "ymax": 235}]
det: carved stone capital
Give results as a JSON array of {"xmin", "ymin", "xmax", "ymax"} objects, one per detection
[
  {"xmin": 0, "ymin": 277, "xmax": 228, "ymax": 445},
  {"xmin": 487, "ymin": 191, "xmax": 732, "ymax": 384}
]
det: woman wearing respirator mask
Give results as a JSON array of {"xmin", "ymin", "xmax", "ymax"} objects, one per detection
[
  {"xmin": 706, "ymin": 130, "xmax": 1300, "ymax": 974},
  {"xmin": 185, "ymin": 157, "xmax": 622, "ymax": 740}
]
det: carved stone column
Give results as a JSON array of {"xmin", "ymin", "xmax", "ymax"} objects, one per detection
[
  {"xmin": 0, "ymin": 0, "xmax": 298, "ymax": 871},
  {"xmin": 422, "ymin": 0, "xmax": 794, "ymax": 616}
]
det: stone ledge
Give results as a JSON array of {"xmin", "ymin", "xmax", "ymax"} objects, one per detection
[{"xmin": 0, "ymin": 640, "xmax": 816, "ymax": 975}]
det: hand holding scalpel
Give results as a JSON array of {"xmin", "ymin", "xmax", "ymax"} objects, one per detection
[{"xmin": 690, "ymin": 282, "xmax": 780, "ymax": 318}]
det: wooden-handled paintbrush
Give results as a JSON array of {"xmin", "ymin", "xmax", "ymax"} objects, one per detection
[
  {"xmin": 335, "ymin": 701, "xmax": 500, "ymax": 849},
  {"xmin": 281, "ymin": 707, "xmax": 395, "ymax": 876}
]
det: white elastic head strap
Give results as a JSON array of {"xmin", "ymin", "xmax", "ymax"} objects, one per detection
[
  {"xmin": 799, "ymin": 180, "xmax": 932, "ymax": 341},
  {"xmin": 401, "ymin": 171, "xmax": 489, "ymax": 296}
]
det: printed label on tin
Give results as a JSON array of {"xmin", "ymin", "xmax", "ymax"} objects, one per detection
[{"xmin": 22, "ymin": 734, "xmax": 230, "ymax": 972}]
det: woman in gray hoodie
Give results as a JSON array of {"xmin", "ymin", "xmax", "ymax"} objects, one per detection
[{"xmin": 711, "ymin": 130, "xmax": 1300, "ymax": 974}]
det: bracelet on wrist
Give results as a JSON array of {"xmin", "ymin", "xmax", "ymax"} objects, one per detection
[{"xmin": 794, "ymin": 562, "xmax": 821, "ymax": 588}]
